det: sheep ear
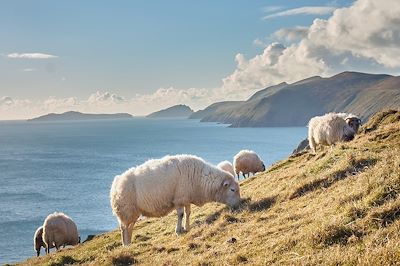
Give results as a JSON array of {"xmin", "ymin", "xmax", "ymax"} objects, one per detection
[{"xmin": 222, "ymin": 180, "xmax": 230, "ymax": 187}]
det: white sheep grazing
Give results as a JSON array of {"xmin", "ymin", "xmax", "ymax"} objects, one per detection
[
  {"xmin": 308, "ymin": 113, "xmax": 356, "ymax": 153},
  {"xmin": 337, "ymin": 113, "xmax": 362, "ymax": 133},
  {"xmin": 217, "ymin": 160, "xmax": 235, "ymax": 176},
  {"xmin": 233, "ymin": 150, "xmax": 265, "ymax": 179},
  {"xmin": 42, "ymin": 212, "xmax": 80, "ymax": 254},
  {"xmin": 110, "ymin": 154, "xmax": 241, "ymax": 246},
  {"xmin": 34, "ymin": 226, "xmax": 50, "ymax": 257}
]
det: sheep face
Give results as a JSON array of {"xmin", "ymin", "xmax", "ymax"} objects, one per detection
[
  {"xmin": 342, "ymin": 125, "xmax": 355, "ymax": 142},
  {"xmin": 216, "ymin": 177, "xmax": 241, "ymax": 208},
  {"xmin": 346, "ymin": 117, "xmax": 361, "ymax": 133},
  {"xmin": 34, "ymin": 226, "xmax": 44, "ymax": 257},
  {"xmin": 261, "ymin": 162, "xmax": 266, "ymax": 172},
  {"xmin": 34, "ymin": 238, "xmax": 42, "ymax": 257}
]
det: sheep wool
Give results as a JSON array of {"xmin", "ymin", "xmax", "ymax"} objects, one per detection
[
  {"xmin": 110, "ymin": 154, "xmax": 241, "ymax": 246},
  {"xmin": 42, "ymin": 212, "xmax": 79, "ymax": 254},
  {"xmin": 308, "ymin": 113, "xmax": 356, "ymax": 153},
  {"xmin": 217, "ymin": 160, "xmax": 235, "ymax": 176},
  {"xmin": 233, "ymin": 150, "xmax": 265, "ymax": 179}
]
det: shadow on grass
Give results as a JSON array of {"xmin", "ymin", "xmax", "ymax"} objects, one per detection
[
  {"xmin": 290, "ymin": 158, "xmax": 377, "ymax": 199},
  {"xmin": 112, "ymin": 254, "xmax": 138, "ymax": 266},
  {"xmin": 205, "ymin": 196, "xmax": 276, "ymax": 225},
  {"xmin": 47, "ymin": 255, "xmax": 80, "ymax": 266}
]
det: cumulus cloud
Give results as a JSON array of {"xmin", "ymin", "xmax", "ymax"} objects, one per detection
[
  {"xmin": 221, "ymin": 0, "xmax": 400, "ymax": 98},
  {"xmin": 87, "ymin": 91, "xmax": 126, "ymax": 105},
  {"xmin": 0, "ymin": 96, "xmax": 15, "ymax": 106},
  {"xmin": 43, "ymin": 96, "xmax": 79, "ymax": 110},
  {"xmin": 262, "ymin": 6, "xmax": 336, "ymax": 20},
  {"xmin": 6, "ymin": 53, "xmax": 58, "ymax": 59}
]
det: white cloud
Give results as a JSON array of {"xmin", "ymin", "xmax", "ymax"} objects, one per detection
[
  {"xmin": 263, "ymin": 6, "xmax": 336, "ymax": 20},
  {"xmin": 253, "ymin": 38, "xmax": 267, "ymax": 47},
  {"xmin": 307, "ymin": 0, "xmax": 400, "ymax": 68},
  {"xmin": 0, "ymin": 96, "xmax": 15, "ymax": 106},
  {"xmin": 87, "ymin": 91, "xmax": 126, "ymax": 106},
  {"xmin": 7, "ymin": 53, "xmax": 58, "ymax": 59},
  {"xmin": 272, "ymin": 26, "xmax": 309, "ymax": 42},
  {"xmin": 261, "ymin": 6, "xmax": 283, "ymax": 13},
  {"xmin": 221, "ymin": 0, "xmax": 400, "ymax": 98},
  {"xmin": 21, "ymin": 68, "xmax": 37, "ymax": 72},
  {"xmin": 43, "ymin": 96, "xmax": 79, "ymax": 110}
]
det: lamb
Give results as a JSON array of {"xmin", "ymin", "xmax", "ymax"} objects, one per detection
[
  {"xmin": 233, "ymin": 150, "xmax": 265, "ymax": 179},
  {"xmin": 42, "ymin": 212, "xmax": 80, "ymax": 254},
  {"xmin": 308, "ymin": 113, "xmax": 356, "ymax": 153},
  {"xmin": 217, "ymin": 160, "xmax": 235, "ymax": 176},
  {"xmin": 110, "ymin": 154, "xmax": 241, "ymax": 246},
  {"xmin": 33, "ymin": 226, "xmax": 49, "ymax": 257},
  {"xmin": 337, "ymin": 113, "xmax": 362, "ymax": 133}
]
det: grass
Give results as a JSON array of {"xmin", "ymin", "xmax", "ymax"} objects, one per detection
[{"xmin": 16, "ymin": 109, "xmax": 400, "ymax": 266}]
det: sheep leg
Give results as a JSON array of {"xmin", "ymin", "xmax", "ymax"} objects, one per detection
[
  {"xmin": 184, "ymin": 204, "xmax": 191, "ymax": 231},
  {"xmin": 309, "ymin": 136, "xmax": 317, "ymax": 153},
  {"xmin": 45, "ymin": 243, "xmax": 50, "ymax": 254},
  {"xmin": 175, "ymin": 207, "xmax": 185, "ymax": 235},
  {"xmin": 36, "ymin": 248, "xmax": 40, "ymax": 257}
]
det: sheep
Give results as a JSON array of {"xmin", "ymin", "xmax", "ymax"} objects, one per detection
[
  {"xmin": 42, "ymin": 212, "xmax": 80, "ymax": 254},
  {"xmin": 33, "ymin": 226, "xmax": 48, "ymax": 257},
  {"xmin": 308, "ymin": 113, "xmax": 356, "ymax": 153},
  {"xmin": 110, "ymin": 154, "xmax": 241, "ymax": 246},
  {"xmin": 337, "ymin": 113, "xmax": 362, "ymax": 133},
  {"xmin": 217, "ymin": 160, "xmax": 235, "ymax": 176},
  {"xmin": 233, "ymin": 150, "xmax": 265, "ymax": 180}
]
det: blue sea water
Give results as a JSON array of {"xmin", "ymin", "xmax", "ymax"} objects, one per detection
[{"xmin": 0, "ymin": 118, "xmax": 306, "ymax": 264}]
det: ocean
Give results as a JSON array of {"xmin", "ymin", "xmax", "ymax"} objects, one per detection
[{"xmin": 0, "ymin": 118, "xmax": 306, "ymax": 264}]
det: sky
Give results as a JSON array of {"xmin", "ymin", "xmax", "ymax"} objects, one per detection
[{"xmin": 1, "ymin": 0, "xmax": 400, "ymax": 119}]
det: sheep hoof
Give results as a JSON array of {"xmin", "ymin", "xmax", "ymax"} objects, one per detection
[{"xmin": 175, "ymin": 228, "xmax": 186, "ymax": 235}]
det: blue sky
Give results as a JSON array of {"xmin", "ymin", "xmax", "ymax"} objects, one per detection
[{"xmin": 1, "ymin": 0, "xmax": 399, "ymax": 119}]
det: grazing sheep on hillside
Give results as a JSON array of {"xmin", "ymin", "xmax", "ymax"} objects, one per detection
[
  {"xmin": 42, "ymin": 212, "xmax": 80, "ymax": 254},
  {"xmin": 33, "ymin": 226, "xmax": 49, "ymax": 257},
  {"xmin": 110, "ymin": 154, "xmax": 241, "ymax": 246},
  {"xmin": 337, "ymin": 113, "xmax": 362, "ymax": 133},
  {"xmin": 308, "ymin": 113, "xmax": 356, "ymax": 153},
  {"xmin": 217, "ymin": 160, "xmax": 235, "ymax": 176},
  {"xmin": 233, "ymin": 150, "xmax": 265, "ymax": 179}
]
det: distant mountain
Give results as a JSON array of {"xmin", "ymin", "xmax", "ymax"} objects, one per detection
[
  {"xmin": 146, "ymin": 104, "xmax": 194, "ymax": 118},
  {"xmin": 28, "ymin": 111, "xmax": 133, "ymax": 121},
  {"xmin": 189, "ymin": 72, "xmax": 400, "ymax": 127}
]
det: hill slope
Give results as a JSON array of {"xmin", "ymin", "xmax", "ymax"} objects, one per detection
[
  {"xmin": 28, "ymin": 111, "xmax": 133, "ymax": 121},
  {"xmin": 18, "ymin": 110, "xmax": 400, "ymax": 266},
  {"xmin": 146, "ymin": 105, "xmax": 194, "ymax": 118},
  {"xmin": 190, "ymin": 72, "xmax": 400, "ymax": 127}
]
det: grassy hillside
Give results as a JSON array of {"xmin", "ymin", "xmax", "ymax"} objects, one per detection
[
  {"xmin": 190, "ymin": 72, "xmax": 400, "ymax": 127},
  {"xmin": 16, "ymin": 110, "xmax": 400, "ymax": 266}
]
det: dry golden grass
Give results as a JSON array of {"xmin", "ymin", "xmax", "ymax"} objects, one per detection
[{"xmin": 15, "ymin": 110, "xmax": 400, "ymax": 266}]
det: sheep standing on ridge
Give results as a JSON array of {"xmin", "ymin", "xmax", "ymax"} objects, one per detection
[
  {"xmin": 42, "ymin": 212, "xmax": 80, "ymax": 254},
  {"xmin": 110, "ymin": 154, "xmax": 241, "ymax": 246},
  {"xmin": 308, "ymin": 113, "xmax": 356, "ymax": 153},
  {"xmin": 233, "ymin": 150, "xmax": 265, "ymax": 180},
  {"xmin": 217, "ymin": 160, "xmax": 235, "ymax": 176}
]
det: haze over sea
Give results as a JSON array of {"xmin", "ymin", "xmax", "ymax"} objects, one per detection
[{"xmin": 0, "ymin": 118, "xmax": 306, "ymax": 264}]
